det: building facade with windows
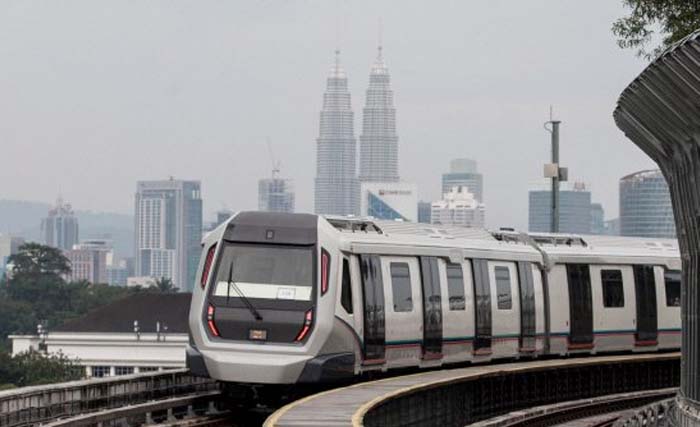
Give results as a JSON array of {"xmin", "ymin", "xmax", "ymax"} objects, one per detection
[
  {"xmin": 431, "ymin": 186, "xmax": 485, "ymax": 228},
  {"xmin": 314, "ymin": 50, "xmax": 360, "ymax": 216},
  {"xmin": 0, "ymin": 235, "xmax": 24, "ymax": 278},
  {"xmin": 441, "ymin": 158, "xmax": 484, "ymax": 202},
  {"xmin": 619, "ymin": 170, "xmax": 676, "ymax": 239},
  {"xmin": 590, "ymin": 203, "xmax": 605, "ymax": 235},
  {"xmin": 528, "ymin": 182, "xmax": 592, "ymax": 234},
  {"xmin": 258, "ymin": 178, "xmax": 295, "ymax": 213},
  {"xmin": 134, "ymin": 179, "xmax": 202, "ymax": 291},
  {"xmin": 41, "ymin": 198, "xmax": 79, "ymax": 250},
  {"xmin": 360, "ymin": 182, "xmax": 417, "ymax": 222},
  {"xmin": 417, "ymin": 201, "xmax": 432, "ymax": 224},
  {"xmin": 10, "ymin": 294, "xmax": 189, "ymax": 377},
  {"xmin": 64, "ymin": 240, "xmax": 111, "ymax": 284}
]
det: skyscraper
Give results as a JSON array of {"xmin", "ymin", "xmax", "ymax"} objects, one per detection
[
  {"xmin": 431, "ymin": 186, "xmax": 485, "ymax": 228},
  {"xmin": 258, "ymin": 177, "xmax": 295, "ymax": 213},
  {"xmin": 619, "ymin": 170, "xmax": 676, "ymax": 238},
  {"xmin": 590, "ymin": 203, "xmax": 605, "ymax": 235},
  {"xmin": 41, "ymin": 197, "xmax": 79, "ymax": 250},
  {"xmin": 359, "ymin": 46, "xmax": 399, "ymax": 183},
  {"xmin": 314, "ymin": 50, "xmax": 360, "ymax": 216},
  {"xmin": 442, "ymin": 158, "xmax": 484, "ymax": 202},
  {"xmin": 528, "ymin": 182, "xmax": 592, "ymax": 234},
  {"xmin": 134, "ymin": 179, "xmax": 202, "ymax": 291}
]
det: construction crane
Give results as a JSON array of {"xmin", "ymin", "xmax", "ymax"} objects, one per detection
[{"xmin": 266, "ymin": 137, "xmax": 281, "ymax": 179}]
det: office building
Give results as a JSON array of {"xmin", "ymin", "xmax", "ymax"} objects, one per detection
[
  {"xmin": 0, "ymin": 235, "xmax": 25, "ymax": 279},
  {"xmin": 619, "ymin": 170, "xmax": 676, "ymax": 238},
  {"xmin": 65, "ymin": 240, "xmax": 110, "ymax": 284},
  {"xmin": 106, "ymin": 261, "xmax": 130, "ymax": 287},
  {"xmin": 135, "ymin": 179, "xmax": 202, "ymax": 291},
  {"xmin": 417, "ymin": 201, "xmax": 432, "ymax": 224},
  {"xmin": 258, "ymin": 178, "xmax": 295, "ymax": 213},
  {"xmin": 431, "ymin": 186, "xmax": 485, "ymax": 228},
  {"xmin": 528, "ymin": 182, "xmax": 592, "ymax": 234},
  {"xmin": 441, "ymin": 158, "xmax": 484, "ymax": 202},
  {"xmin": 590, "ymin": 203, "xmax": 605, "ymax": 235},
  {"xmin": 359, "ymin": 46, "xmax": 399, "ymax": 183},
  {"xmin": 41, "ymin": 198, "xmax": 79, "ymax": 250},
  {"xmin": 314, "ymin": 50, "xmax": 360, "ymax": 216},
  {"xmin": 360, "ymin": 182, "xmax": 417, "ymax": 222}
]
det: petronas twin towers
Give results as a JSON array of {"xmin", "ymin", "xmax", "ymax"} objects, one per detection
[{"xmin": 314, "ymin": 46, "xmax": 399, "ymax": 216}]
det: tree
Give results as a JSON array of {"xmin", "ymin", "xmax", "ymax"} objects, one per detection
[
  {"xmin": 7, "ymin": 243, "xmax": 70, "ymax": 280},
  {"xmin": 613, "ymin": 0, "xmax": 700, "ymax": 59},
  {"xmin": 155, "ymin": 277, "xmax": 177, "ymax": 293},
  {"xmin": 0, "ymin": 350, "xmax": 82, "ymax": 388}
]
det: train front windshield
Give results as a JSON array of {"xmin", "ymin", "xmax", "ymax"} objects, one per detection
[{"xmin": 212, "ymin": 244, "xmax": 314, "ymax": 301}]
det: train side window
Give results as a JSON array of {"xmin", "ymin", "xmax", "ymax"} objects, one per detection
[
  {"xmin": 601, "ymin": 269, "xmax": 624, "ymax": 308},
  {"xmin": 664, "ymin": 270, "xmax": 681, "ymax": 307},
  {"xmin": 446, "ymin": 263, "xmax": 465, "ymax": 311},
  {"xmin": 341, "ymin": 258, "xmax": 353, "ymax": 314},
  {"xmin": 495, "ymin": 266, "xmax": 512, "ymax": 310},
  {"xmin": 390, "ymin": 262, "xmax": 413, "ymax": 312}
]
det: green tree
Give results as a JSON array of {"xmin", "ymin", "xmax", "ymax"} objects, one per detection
[
  {"xmin": 8, "ymin": 243, "xmax": 71, "ymax": 279},
  {"xmin": 155, "ymin": 277, "xmax": 177, "ymax": 293},
  {"xmin": 0, "ymin": 350, "xmax": 82, "ymax": 388},
  {"xmin": 613, "ymin": 0, "xmax": 700, "ymax": 59}
]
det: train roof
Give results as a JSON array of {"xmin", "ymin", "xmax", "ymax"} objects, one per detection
[{"xmin": 322, "ymin": 216, "xmax": 680, "ymax": 270}]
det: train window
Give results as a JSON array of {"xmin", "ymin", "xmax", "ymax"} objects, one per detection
[
  {"xmin": 390, "ymin": 263, "xmax": 413, "ymax": 312},
  {"xmin": 446, "ymin": 263, "xmax": 465, "ymax": 311},
  {"xmin": 341, "ymin": 258, "xmax": 353, "ymax": 314},
  {"xmin": 664, "ymin": 270, "xmax": 681, "ymax": 307},
  {"xmin": 495, "ymin": 266, "xmax": 512, "ymax": 310},
  {"xmin": 601, "ymin": 269, "xmax": 624, "ymax": 308}
]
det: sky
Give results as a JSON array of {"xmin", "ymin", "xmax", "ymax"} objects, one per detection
[{"xmin": 0, "ymin": 1, "xmax": 658, "ymax": 230}]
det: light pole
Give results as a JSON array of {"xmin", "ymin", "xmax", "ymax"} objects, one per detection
[{"xmin": 544, "ymin": 115, "xmax": 567, "ymax": 233}]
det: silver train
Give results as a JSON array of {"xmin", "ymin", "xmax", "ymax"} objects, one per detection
[{"xmin": 187, "ymin": 212, "xmax": 681, "ymax": 385}]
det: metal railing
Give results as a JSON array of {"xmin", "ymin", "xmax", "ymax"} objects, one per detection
[{"xmin": 0, "ymin": 369, "xmax": 217, "ymax": 427}]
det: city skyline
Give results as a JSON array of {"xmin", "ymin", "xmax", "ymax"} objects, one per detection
[{"xmin": 0, "ymin": 2, "xmax": 658, "ymax": 230}]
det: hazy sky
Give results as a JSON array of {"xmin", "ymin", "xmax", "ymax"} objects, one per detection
[{"xmin": 0, "ymin": 1, "xmax": 657, "ymax": 230}]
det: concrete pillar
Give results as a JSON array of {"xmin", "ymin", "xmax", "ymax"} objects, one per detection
[{"xmin": 614, "ymin": 30, "xmax": 700, "ymax": 426}]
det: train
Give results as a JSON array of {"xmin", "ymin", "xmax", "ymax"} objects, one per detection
[{"xmin": 187, "ymin": 211, "xmax": 681, "ymax": 386}]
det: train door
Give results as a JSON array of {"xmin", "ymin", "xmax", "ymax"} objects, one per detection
[
  {"xmin": 438, "ymin": 259, "xmax": 474, "ymax": 363},
  {"xmin": 633, "ymin": 265, "xmax": 658, "ymax": 345},
  {"xmin": 517, "ymin": 262, "xmax": 536, "ymax": 352},
  {"xmin": 419, "ymin": 257, "xmax": 443, "ymax": 360},
  {"xmin": 382, "ymin": 257, "xmax": 423, "ymax": 366},
  {"xmin": 567, "ymin": 264, "xmax": 594, "ymax": 349},
  {"xmin": 359, "ymin": 255, "xmax": 385, "ymax": 364},
  {"xmin": 489, "ymin": 261, "xmax": 520, "ymax": 357},
  {"xmin": 656, "ymin": 266, "xmax": 681, "ymax": 349},
  {"xmin": 589, "ymin": 265, "xmax": 635, "ymax": 352},
  {"xmin": 472, "ymin": 259, "xmax": 492, "ymax": 355}
]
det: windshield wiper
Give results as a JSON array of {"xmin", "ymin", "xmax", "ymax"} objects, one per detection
[{"xmin": 227, "ymin": 262, "xmax": 263, "ymax": 321}]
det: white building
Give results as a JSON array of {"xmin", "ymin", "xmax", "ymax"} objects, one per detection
[
  {"xmin": 127, "ymin": 276, "xmax": 157, "ymax": 288},
  {"xmin": 360, "ymin": 182, "xmax": 417, "ymax": 222},
  {"xmin": 10, "ymin": 294, "xmax": 189, "ymax": 377},
  {"xmin": 64, "ymin": 240, "xmax": 112, "ymax": 284},
  {"xmin": 431, "ymin": 186, "xmax": 485, "ymax": 228}
]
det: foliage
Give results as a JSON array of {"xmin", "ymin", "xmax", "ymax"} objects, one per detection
[
  {"xmin": 0, "ymin": 349, "xmax": 82, "ymax": 388},
  {"xmin": 8, "ymin": 242, "xmax": 71, "ymax": 278},
  {"xmin": 613, "ymin": 0, "xmax": 700, "ymax": 59},
  {"xmin": 155, "ymin": 277, "xmax": 177, "ymax": 293}
]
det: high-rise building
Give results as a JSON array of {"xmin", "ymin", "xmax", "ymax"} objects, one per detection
[
  {"xmin": 360, "ymin": 182, "xmax": 417, "ymax": 221},
  {"xmin": 590, "ymin": 203, "xmax": 605, "ymax": 235},
  {"xmin": 417, "ymin": 201, "xmax": 432, "ymax": 224},
  {"xmin": 215, "ymin": 210, "xmax": 233, "ymax": 227},
  {"xmin": 314, "ymin": 50, "xmax": 360, "ymax": 216},
  {"xmin": 359, "ymin": 46, "xmax": 399, "ymax": 183},
  {"xmin": 41, "ymin": 198, "xmax": 79, "ymax": 250},
  {"xmin": 134, "ymin": 179, "xmax": 202, "ymax": 291},
  {"xmin": 65, "ymin": 240, "xmax": 111, "ymax": 284},
  {"xmin": 619, "ymin": 169, "xmax": 676, "ymax": 238},
  {"xmin": 431, "ymin": 186, "xmax": 486, "ymax": 228},
  {"xmin": 441, "ymin": 158, "xmax": 484, "ymax": 202},
  {"xmin": 258, "ymin": 178, "xmax": 295, "ymax": 213},
  {"xmin": 528, "ymin": 182, "xmax": 592, "ymax": 234},
  {"xmin": 0, "ymin": 235, "xmax": 24, "ymax": 278}
]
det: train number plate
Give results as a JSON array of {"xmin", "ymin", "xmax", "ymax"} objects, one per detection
[{"xmin": 249, "ymin": 329, "xmax": 268, "ymax": 341}]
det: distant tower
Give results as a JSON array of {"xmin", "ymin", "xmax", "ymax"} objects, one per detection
[
  {"xmin": 442, "ymin": 159, "xmax": 484, "ymax": 202},
  {"xmin": 314, "ymin": 50, "xmax": 360, "ymax": 216},
  {"xmin": 41, "ymin": 197, "xmax": 79, "ymax": 250},
  {"xmin": 260, "ymin": 140, "xmax": 295, "ymax": 213},
  {"xmin": 619, "ymin": 169, "xmax": 675, "ymax": 238},
  {"xmin": 359, "ymin": 45, "xmax": 399, "ymax": 183},
  {"xmin": 134, "ymin": 179, "xmax": 202, "ymax": 291}
]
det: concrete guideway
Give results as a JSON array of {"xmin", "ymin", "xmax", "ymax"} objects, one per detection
[{"xmin": 264, "ymin": 353, "xmax": 680, "ymax": 427}]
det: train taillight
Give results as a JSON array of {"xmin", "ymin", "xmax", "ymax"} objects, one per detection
[
  {"xmin": 295, "ymin": 308, "xmax": 314, "ymax": 342},
  {"xmin": 200, "ymin": 244, "xmax": 217, "ymax": 289},
  {"xmin": 207, "ymin": 304, "xmax": 220, "ymax": 337}
]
